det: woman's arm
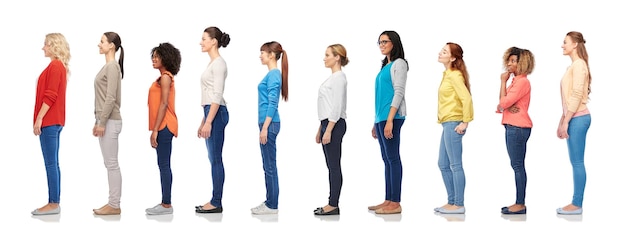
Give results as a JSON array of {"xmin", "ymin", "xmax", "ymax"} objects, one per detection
[{"xmin": 151, "ymin": 74, "xmax": 172, "ymax": 148}]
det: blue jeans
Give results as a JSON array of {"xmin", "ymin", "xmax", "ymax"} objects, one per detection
[
  {"xmin": 567, "ymin": 114, "xmax": 591, "ymax": 207},
  {"xmin": 39, "ymin": 125, "xmax": 63, "ymax": 203},
  {"xmin": 259, "ymin": 122, "xmax": 280, "ymax": 209},
  {"xmin": 156, "ymin": 126, "xmax": 174, "ymax": 204},
  {"xmin": 320, "ymin": 118, "xmax": 346, "ymax": 207},
  {"xmin": 374, "ymin": 119, "xmax": 404, "ymax": 202},
  {"xmin": 504, "ymin": 124, "xmax": 531, "ymax": 205},
  {"xmin": 438, "ymin": 121, "xmax": 466, "ymax": 206},
  {"xmin": 204, "ymin": 105, "xmax": 229, "ymax": 207}
]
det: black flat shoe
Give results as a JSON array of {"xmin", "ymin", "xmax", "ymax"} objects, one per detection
[
  {"xmin": 501, "ymin": 207, "xmax": 526, "ymax": 214},
  {"xmin": 196, "ymin": 206, "xmax": 223, "ymax": 214},
  {"xmin": 314, "ymin": 207, "xmax": 339, "ymax": 215}
]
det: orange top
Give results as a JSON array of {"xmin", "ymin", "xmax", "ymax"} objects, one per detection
[{"xmin": 148, "ymin": 72, "xmax": 178, "ymax": 137}]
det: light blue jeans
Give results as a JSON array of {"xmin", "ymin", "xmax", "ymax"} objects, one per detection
[
  {"xmin": 566, "ymin": 114, "xmax": 591, "ymax": 207},
  {"xmin": 40, "ymin": 125, "xmax": 63, "ymax": 203},
  {"xmin": 438, "ymin": 121, "xmax": 466, "ymax": 206}
]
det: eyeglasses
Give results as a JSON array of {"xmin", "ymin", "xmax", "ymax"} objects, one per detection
[{"xmin": 378, "ymin": 40, "xmax": 391, "ymax": 46}]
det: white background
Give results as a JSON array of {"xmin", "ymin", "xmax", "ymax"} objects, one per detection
[{"xmin": 1, "ymin": 0, "xmax": 621, "ymax": 230}]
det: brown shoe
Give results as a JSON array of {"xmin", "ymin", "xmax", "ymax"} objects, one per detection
[
  {"xmin": 375, "ymin": 205, "xmax": 402, "ymax": 214},
  {"xmin": 93, "ymin": 204, "xmax": 121, "ymax": 215},
  {"xmin": 368, "ymin": 201, "xmax": 390, "ymax": 210}
]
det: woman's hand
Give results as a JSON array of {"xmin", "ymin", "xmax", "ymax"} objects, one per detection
[
  {"xmin": 384, "ymin": 121, "xmax": 393, "ymax": 139},
  {"xmin": 455, "ymin": 122, "xmax": 468, "ymax": 134},
  {"xmin": 260, "ymin": 128, "xmax": 268, "ymax": 145},
  {"xmin": 151, "ymin": 130, "xmax": 158, "ymax": 148},
  {"xmin": 33, "ymin": 118, "xmax": 42, "ymax": 136}
]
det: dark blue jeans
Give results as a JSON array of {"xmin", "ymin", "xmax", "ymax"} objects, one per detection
[
  {"xmin": 39, "ymin": 125, "xmax": 63, "ymax": 203},
  {"xmin": 320, "ymin": 118, "xmax": 346, "ymax": 207},
  {"xmin": 504, "ymin": 124, "xmax": 531, "ymax": 205},
  {"xmin": 204, "ymin": 105, "xmax": 229, "ymax": 207},
  {"xmin": 259, "ymin": 122, "xmax": 280, "ymax": 209},
  {"xmin": 374, "ymin": 119, "xmax": 404, "ymax": 202},
  {"xmin": 156, "ymin": 126, "xmax": 174, "ymax": 204}
]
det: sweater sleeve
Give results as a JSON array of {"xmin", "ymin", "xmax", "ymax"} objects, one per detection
[
  {"xmin": 450, "ymin": 71, "xmax": 474, "ymax": 122},
  {"xmin": 265, "ymin": 71, "xmax": 281, "ymax": 119},
  {"xmin": 42, "ymin": 61, "xmax": 64, "ymax": 107},
  {"xmin": 567, "ymin": 61, "xmax": 588, "ymax": 113},
  {"xmin": 212, "ymin": 59, "xmax": 227, "ymax": 104},
  {"xmin": 390, "ymin": 59, "xmax": 408, "ymax": 109},
  {"xmin": 98, "ymin": 63, "xmax": 121, "ymax": 126},
  {"xmin": 329, "ymin": 73, "xmax": 347, "ymax": 122},
  {"xmin": 498, "ymin": 77, "xmax": 530, "ymax": 109}
]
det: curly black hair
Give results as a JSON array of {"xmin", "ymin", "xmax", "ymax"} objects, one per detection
[{"xmin": 151, "ymin": 42, "xmax": 181, "ymax": 75}]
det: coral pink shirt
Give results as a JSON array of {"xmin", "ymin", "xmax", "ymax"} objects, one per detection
[{"xmin": 497, "ymin": 74, "xmax": 532, "ymax": 128}]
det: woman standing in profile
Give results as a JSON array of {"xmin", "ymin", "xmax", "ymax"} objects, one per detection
[
  {"xmin": 496, "ymin": 47, "xmax": 535, "ymax": 215},
  {"xmin": 313, "ymin": 44, "xmax": 348, "ymax": 216},
  {"xmin": 145, "ymin": 42, "xmax": 181, "ymax": 216},
  {"xmin": 367, "ymin": 30, "xmax": 408, "ymax": 215},
  {"xmin": 92, "ymin": 32, "xmax": 125, "ymax": 216},
  {"xmin": 250, "ymin": 41, "xmax": 288, "ymax": 215},
  {"xmin": 434, "ymin": 42, "xmax": 473, "ymax": 215},
  {"xmin": 31, "ymin": 33, "xmax": 70, "ymax": 215},
  {"xmin": 195, "ymin": 26, "xmax": 231, "ymax": 214},
  {"xmin": 556, "ymin": 31, "xmax": 592, "ymax": 215}
]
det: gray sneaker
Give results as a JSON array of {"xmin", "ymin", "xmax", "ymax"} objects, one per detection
[
  {"xmin": 146, "ymin": 204, "xmax": 173, "ymax": 215},
  {"xmin": 251, "ymin": 202, "xmax": 278, "ymax": 215}
]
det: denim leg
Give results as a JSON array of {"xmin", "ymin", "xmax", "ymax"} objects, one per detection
[
  {"xmin": 156, "ymin": 127, "xmax": 174, "ymax": 204},
  {"xmin": 504, "ymin": 124, "xmax": 531, "ymax": 205},
  {"xmin": 321, "ymin": 119, "xmax": 346, "ymax": 207},
  {"xmin": 374, "ymin": 123, "xmax": 391, "ymax": 201},
  {"xmin": 567, "ymin": 114, "xmax": 591, "ymax": 207},
  {"xmin": 40, "ymin": 125, "xmax": 63, "ymax": 203},
  {"xmin": 438, "ymin": 126, "xmax": 453, "ymax": 205},
  {"xmin": 376, "ymin": 119, "xmax": 404, "ymax": 202},
  {"xmin": 439, "ymin": 121, "xmax": 465, "ymax": 206},
  {"xmin": 259, "ymin": 122, "xmax": 280, "ymax": 209},
  {"xmin": 205, "ymin": 105, "xmax": 229, "ymax": 207}
]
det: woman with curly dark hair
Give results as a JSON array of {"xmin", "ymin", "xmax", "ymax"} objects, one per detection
[
  {"xmin": 497, "ymin": 47, "xmax": 535, "ymax": 215},
  {"xmin": 145, "ymin": 42, "xmax": 181, "ymax": 215}
]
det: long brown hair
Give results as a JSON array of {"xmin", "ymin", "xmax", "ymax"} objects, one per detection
[
  {"xmin": 567, "ymin": 31, "xmax": 592, "ymax": 95},
  {"xmin": 447, "ymin": 42, "xmax": 470, "ymax": 93},
  {"xmin": 104, "ymin": 32, "xmax": 124, "ymax": 78},
  {"xmin": 260, "ymin": 41, "xmax": 289, "ymax": 101}
]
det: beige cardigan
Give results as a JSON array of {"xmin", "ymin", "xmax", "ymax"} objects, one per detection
[{"xmin": 560, "ymin": 59, "xmax": 590, "ymax": 116}]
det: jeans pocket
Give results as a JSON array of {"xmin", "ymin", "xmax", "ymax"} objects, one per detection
[{"xmin": 220, "ymin": 110, "xmax": 229, "ymax": 125}]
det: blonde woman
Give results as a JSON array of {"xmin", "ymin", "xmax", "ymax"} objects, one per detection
[
  {"xmin": 556, "ymin": 31, "xmax": 592, "ymax": 215},
  {"xmin": 31, "ymin": 33, "xmax": 70, "ymax": 215},
  {"xmin": 313, "ymin": 44, "xmax": 348, "ymax": 216}
]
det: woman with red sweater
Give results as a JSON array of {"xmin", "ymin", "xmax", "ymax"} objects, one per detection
[{"xmin": 31, "ymin": 33, "xmax": 71, "ymax": 215}]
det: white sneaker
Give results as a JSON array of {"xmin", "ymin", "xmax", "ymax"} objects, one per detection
[
  {"xmin": 146, "ymin": 204, "xmax": 173, "ymax": 215},
  {"xmin": 251, "ymin": 202, "xmax": 278, "ymax": 215}
]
